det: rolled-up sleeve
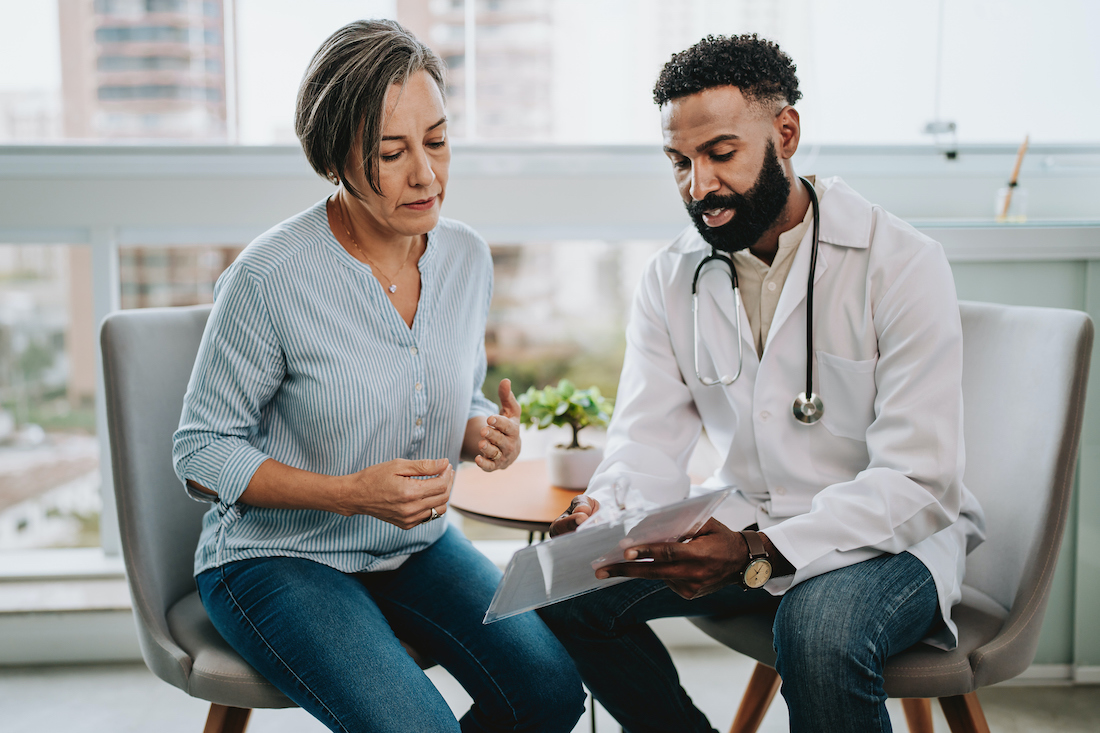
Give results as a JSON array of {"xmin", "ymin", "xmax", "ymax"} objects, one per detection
[{"xmin": 172, "ymin": 264, "xmax": 285, "ymax": 507}]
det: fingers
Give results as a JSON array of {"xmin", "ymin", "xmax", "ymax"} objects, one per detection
[
  {"xmin": 596, "ymin": 559, "xmax": 688, "ymax": 581},
  {"xmin": 568, "ymin": 495, "xmax": 599, "ymax": 515},
  {"xmin": 622, "ymin": 542, "xmax": 682, "ymax": 563},
  {"xmin": 393, "ymin": 481, "xmax": 451, "ymax": 529},
  {"xmin": 485, "ymin": 415, "xmax": 518, "ymax": 438},
  {"xmin": 418, "ymin": 502, "xmax": 448, "ymax": 523},
  {"xmin": 397, "ymin": 458, "xmax": 452, "ymax": 477},
  {"xmin": 397, "ymin": 463, "xmax": 454, "ymax": 501},
  {"xmin": 549, "ymin": 496, "xmax": 599, "ymax": 537},
  {"xmin": 549, "ymin": 511, "xmax": 587, "ymax": 537},
  {"xmin": 477, "ymin": 416, "xmax": 519, "ymax": 472},
  {"xmin": 474, "ymin": 454, "xmax": 501, "ymax": 472},
  {"xmin": 498, "ymin": 378, "xmax": 521, "ymax": 419}
]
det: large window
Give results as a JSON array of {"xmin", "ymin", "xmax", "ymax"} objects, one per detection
[
  {"xmin": 0, "ymin": 245, "xmax": 98, "ymax": 551},
  {"xmin": 2, "ymin": 1, "xmax": 1098, "ymax": 558},
  {"xmin": 2, "ymin": 0, "xmax": 1098, "ymax": 145}
]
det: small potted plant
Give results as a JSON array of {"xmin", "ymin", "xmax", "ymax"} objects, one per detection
[{"xmin": 518, "ymin": 379, "xmax": 614, "ymax": 490}]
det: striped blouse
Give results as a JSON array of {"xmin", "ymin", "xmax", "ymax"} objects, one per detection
[{"xmin": 172, "ymin": 199, "xmax": 497, "ymax": 576}]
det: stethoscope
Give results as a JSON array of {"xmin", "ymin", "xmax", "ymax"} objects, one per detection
[{"xmin": 690, "ymin": 176, "xmax": 824, "ymax": 425}]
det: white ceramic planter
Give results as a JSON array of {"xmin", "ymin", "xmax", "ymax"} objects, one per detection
[{"xmin": 547, "ymin": 444, "xmax": 604, "ymax": 490}]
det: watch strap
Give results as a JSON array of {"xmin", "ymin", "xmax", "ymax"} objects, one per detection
[{"xmin": 741, "ymin": 529, "xmax": 767, "ymax": 560}]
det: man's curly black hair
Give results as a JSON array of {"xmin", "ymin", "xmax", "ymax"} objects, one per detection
[{"xmin": 653, "ymin": 34, "xmax": 801, "ymax": 108}]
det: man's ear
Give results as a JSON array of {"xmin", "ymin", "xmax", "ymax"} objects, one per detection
[{"xmin": 775, "ymin": 105, "xmax": 800, "ymax": 159}]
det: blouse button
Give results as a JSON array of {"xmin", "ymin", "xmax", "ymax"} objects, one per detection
[
  {"xmin": 767, "ymin": 281, "xmax": 777, "ymax": 292},
  {"xmin": 416, "ymin": 418, "xmax": 423, "ymax": 427},
  {"xmin": 410, "ymin": 346, "xmax": 418, "ymax": 355},
  {"xmin": 415, "ymin": 382, "xmax": 423, "ymax": 391}
]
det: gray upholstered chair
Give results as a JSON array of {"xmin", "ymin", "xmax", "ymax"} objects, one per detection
[
  {"xmin": 101, "ymin": 304, "xmax": 432, "ymax": 733},
  {"xmin": 690, "ymin": 301, "xmax": 1093, "ymax": 733}
]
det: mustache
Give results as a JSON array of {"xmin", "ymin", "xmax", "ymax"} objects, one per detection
[{"xmin": 686, "ymin": 193, "xmax": 745, "ymax": 219}]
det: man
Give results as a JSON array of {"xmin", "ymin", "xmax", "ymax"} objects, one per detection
[{"xmin": 538, "ymin": 35, "xmax": 986, "ymax": 733}]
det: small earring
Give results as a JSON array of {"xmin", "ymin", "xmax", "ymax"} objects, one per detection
[{"xmin": 329, "ymin": 173, "xmax": 340, "ymax": 185}]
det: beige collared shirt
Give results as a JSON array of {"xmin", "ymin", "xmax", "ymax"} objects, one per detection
[{"xmin": 731, "ymin": 176, "xmax": 821, "ymax": 357}]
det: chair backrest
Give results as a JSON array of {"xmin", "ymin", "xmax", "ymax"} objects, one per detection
[
  {"xmin": 958, "ymin": 302, "xmax": 1091, "ymax": 621},
  {"xmin": 101, "ymin": 304, "xmax": 213, "ymax": 689}
]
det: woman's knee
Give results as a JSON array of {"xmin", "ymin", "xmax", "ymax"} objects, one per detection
[
  {"xmin": 534, "ymin": 658, "xmax": 586, "ymax": 732},
  {"xmin": 495, "ymin": 635, "xmax": 585, "ymax": 732}
]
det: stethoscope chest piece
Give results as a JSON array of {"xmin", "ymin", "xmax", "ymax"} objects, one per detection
[{"xmin": 792, "ymin": 392, "xmax": 824, "ymax": 424}]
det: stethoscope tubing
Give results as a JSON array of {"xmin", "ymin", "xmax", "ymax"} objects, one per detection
[
  {"xmin": 690, "ymin": 176, "xmax": 823, "ymax": 424},
  {"xmin": 691, "ymin": 250, "xmax": 742, "ymax": 386}
]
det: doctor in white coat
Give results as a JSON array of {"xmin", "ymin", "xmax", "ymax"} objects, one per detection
[{"xmin": 538, "ymin": 35, "xmax": 985, "ymax": 733}]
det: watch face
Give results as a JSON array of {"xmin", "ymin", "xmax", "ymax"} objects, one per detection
[{"xmin": 743, "ymin": 559, "xmax": 773, "ymax": 589}]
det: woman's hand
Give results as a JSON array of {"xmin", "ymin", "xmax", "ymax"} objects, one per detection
[
  {"xmin": 338, "ymin": 458, "xmax": 454, "ymax": 530},
  {"xmin": 471, "ymin": 379, "xmax": 522, "ymax": 472}
]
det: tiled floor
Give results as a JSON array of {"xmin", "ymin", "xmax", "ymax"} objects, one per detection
[{"xmin": 2, "ymin": 646, "xmax": 1097, "ymax": 732}]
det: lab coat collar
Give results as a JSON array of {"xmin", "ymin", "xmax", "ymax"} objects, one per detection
[{"xmin": 815, "ymin": 176, "xmax": 872, "ymax": 250}]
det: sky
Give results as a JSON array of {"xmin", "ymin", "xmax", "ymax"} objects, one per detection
[{"xmin": 0, "ymin": 0, "xmax": 60, "ymax": 91}]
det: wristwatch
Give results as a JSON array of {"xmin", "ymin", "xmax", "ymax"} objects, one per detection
[{"xmin": 739, "ymin": 530, "xmax": 773, "ymax": 589}]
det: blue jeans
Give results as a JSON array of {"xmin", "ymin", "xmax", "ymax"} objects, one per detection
[
  {"xmin": 538, "ymin": 551, "xmax": 939, "ymax": 733},
  {"xmin": 197, "ymin": 525, "xmax": 585, "ymax": 733}
]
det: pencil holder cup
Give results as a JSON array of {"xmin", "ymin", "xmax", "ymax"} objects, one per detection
[{"xmin": 995, "ymin": 185, "xmax": 1029, "ymax": 223}]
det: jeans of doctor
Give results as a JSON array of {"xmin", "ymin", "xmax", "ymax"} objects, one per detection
[
  {"xmin": 538, "ymin": 550, "xmax": 939, "ymax": 733},
  {"xmin": 196, "ymin": 524, "xmax": 584, "ymax": 733}
]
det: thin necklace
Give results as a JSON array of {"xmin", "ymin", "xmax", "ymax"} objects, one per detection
[{"xmin": 336, "ymin": 193, "xmax": 416, "ymax": 295}]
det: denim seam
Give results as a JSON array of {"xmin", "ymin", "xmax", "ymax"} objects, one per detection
[
  {"xmin": 216, "ymin": 566, "xmax": 350, "ymax": 733},
  {"xmin": 866, "ymin": 570, "xmax": 937, "ymax": 733},
  {"xmin": 383, "ymin": 597, "xmax": 521, "ymax": 728}
]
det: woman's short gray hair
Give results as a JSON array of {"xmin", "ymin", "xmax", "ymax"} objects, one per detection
[{"xmin": 295, "ymin": 19, "xmax": 446, "ymax": 199}]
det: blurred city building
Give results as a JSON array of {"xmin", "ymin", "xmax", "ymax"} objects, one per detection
[
  {"xmin": 57, "ymin": 0, "xmax": 231, "ymax": 140},
  {"xmin": 398, "ymin": 0, "xmax": 554, "ymax": 140}
]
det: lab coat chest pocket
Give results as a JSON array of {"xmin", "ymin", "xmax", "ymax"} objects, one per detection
[{"xmin": 815, "ymin": 351, "xmax": 878, "ymax": 441}]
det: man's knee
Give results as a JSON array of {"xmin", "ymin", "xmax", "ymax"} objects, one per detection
[{"xmin": 772, "ymin": 586, "xmax": 874, "ymax": 686}]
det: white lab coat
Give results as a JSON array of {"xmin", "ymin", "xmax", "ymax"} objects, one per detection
[{"xmin": 587, "ymin": 177, "xmax": 985, "ymax": 649}]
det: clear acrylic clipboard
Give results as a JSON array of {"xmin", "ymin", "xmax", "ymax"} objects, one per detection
[{"xmin": 483, "ymin": 488, "xmax": 732, "ymax": 624}]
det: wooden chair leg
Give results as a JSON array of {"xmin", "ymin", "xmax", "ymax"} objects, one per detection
[
  {"xmin": 939, "ymin": 692, "xmax": 991, "ymax": 733},
  {"xmin": 203, "ymin": 703, "xmax": 252, "ymax": 733},
  {"xmin": 901, "ymin": 698, "xmax": 934, "ymax": 733},
  {"xmin": 729, "ymin": 662, "xmax": 781, "ymax": 733}
]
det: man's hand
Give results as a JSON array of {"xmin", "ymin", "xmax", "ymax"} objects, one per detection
[
  {"xmin": 595, "ymin": 518, "xmax": 749, "ymax": 599},
  {"xmin": 549, "ymin": 494, "xmax": 601, "ymax": 537},
  {"xmin": 474, "ymin": 379, "xmax": 522, "ymax": 472}
]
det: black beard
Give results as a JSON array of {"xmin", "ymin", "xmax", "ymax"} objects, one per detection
[{"xmin": 686, "ymin": 141, "xmax": 792, "ymax": 254}]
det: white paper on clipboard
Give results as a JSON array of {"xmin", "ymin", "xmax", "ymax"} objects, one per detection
[{"xmin": 483, "ymin": 488, "xmax": 732, "ymax": 624}]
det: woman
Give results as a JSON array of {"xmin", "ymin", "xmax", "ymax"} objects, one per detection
[{"xmin": 172, "ymin": 19, "xmax": 584, "ymax": 733}]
